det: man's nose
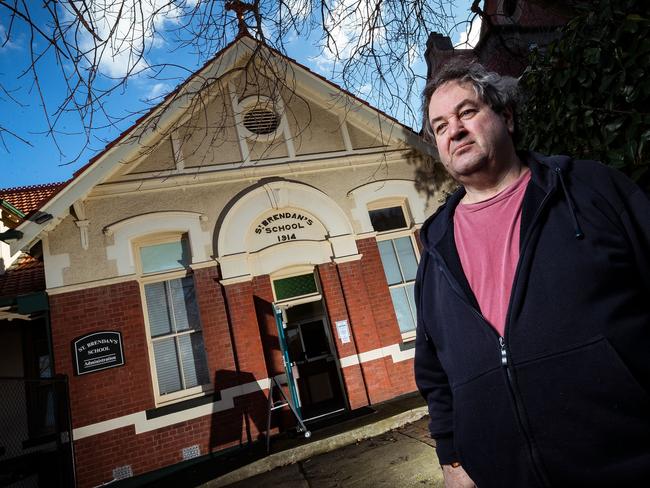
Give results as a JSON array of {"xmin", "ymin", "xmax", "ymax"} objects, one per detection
[{"xmin": 448, "ymin": 116, "xmax": 466, "ymax": 139}]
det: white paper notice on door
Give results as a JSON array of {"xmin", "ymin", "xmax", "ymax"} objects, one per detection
[{"xmin": 336, "ymin": 320, "xmax": 350, "ymax": 344}]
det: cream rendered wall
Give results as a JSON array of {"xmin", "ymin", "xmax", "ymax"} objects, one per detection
[
  {"xmin": 296, "ymin": 161, "xmax": 432, "ymax": 234},
  {"xmin": 284, "ymin": 95, "xmax": 346, "ymax": 155},
  {"xmin": 44, "ymin": 181, "xmax": 250, "ymax": 287},
  {"xmin": 247, "ymin": 137, "xmax": 290, "ymax": 160},
  {"xmin": 128, "ymin": 137, "xmax": 176, "ymax": 174},
  {"xmin": 347, "ymin": 123, "xmax": 385, "ymax": 149},
  {"xmin": 180, "ymin": 93, "xmax": 243, "ymax": 168},
  {"xmin": 43, "ymin": 154, "xmax": 435, "ymax": 289}
]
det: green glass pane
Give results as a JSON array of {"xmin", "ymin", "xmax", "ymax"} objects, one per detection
[{"xmin": 273, "ymin": 273, "xmax": 317, "ymax": 300}]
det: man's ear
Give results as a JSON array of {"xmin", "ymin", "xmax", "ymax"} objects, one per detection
[{"xmin": 502, "ymin": 106, "xmax": 515, "ymax": 135}]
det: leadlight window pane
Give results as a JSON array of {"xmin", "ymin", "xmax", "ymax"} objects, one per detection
[
  {"xmin": 274, "ymin": 273, "xmax": 318, "ymax": 300},
  {"xmin": 154, "ymin": 338, "xmax": 182, "ymax": 394},
  {"xmin": 389, "ymin": 287, "xmax": 416, "ymax": 333},
  {"xmin": 145, "ymin": 282, "xmax": 172, "ymax": 337},
  {"xmin": 369, "ymin": 206, "xmax": 407, "ymax": 232},
  {"xmin": 395, "ymin": 237, "xmax": 418, "ymax": 281},
  {"xmin": 378, "ymin": 240, "xmax": 402, "ymax": 285},
  {"xmin": 140, "ymin": 239, "xmax": 190, "ymax": 274}
]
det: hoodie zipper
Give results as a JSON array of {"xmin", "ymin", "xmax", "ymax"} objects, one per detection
[{"xmin": 430, "ymin": 181, "xmax": 557, "ymax": 487}]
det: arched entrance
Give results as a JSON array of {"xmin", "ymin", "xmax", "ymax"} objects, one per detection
[{"xmin": 215, "ymin": 180, "xmax": 359, "ymax": 421}]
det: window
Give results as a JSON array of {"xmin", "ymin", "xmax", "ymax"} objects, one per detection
[
  {"xmin": 273, "ymin": 272, "xmax": 318, "ymax": 301},
  {"xmin": 370, "ymin": 203, "xmax": 418, "ymax": 335},
  {"xmin": 138, "ymin": 235, "xmax": 210, "ymax": 402},
  {"xmin": 369, "ymin": 206, "xmax": 408, "ymax": 232}
]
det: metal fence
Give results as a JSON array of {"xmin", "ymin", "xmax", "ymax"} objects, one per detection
[{"xmin": 0, "ymin": 376, "xmax": 75, "ymax": 487}]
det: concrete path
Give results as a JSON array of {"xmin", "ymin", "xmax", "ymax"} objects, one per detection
[{"xmin": 224, "ymin": 417, "xmax": 444, "ymax": 487}]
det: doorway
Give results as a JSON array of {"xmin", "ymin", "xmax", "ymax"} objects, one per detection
[{"xmin": 281, "ymin": 300, "xmax": 347, "ymax": 421}]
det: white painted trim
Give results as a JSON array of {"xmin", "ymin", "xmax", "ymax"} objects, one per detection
[
  {"xmin": 348, "ymin": 180, "xmax": 427, "ymax": 234},
  {"xmin": 189, "ymin": 260, "xmax": 219, "ymax": 271},
  {"xmin": 170, "ymin": 131, "xmax": 185, "ymax": 171},
  {"xmin": 88, "ymin": 148, "xmax": 412, "ymax": 198},
  {"xmin": 333, "ymin": 254, "xmax": 363, "ymax": 264},
  {"xmin": 219, "ymin": 274, "xmax": 254, "ymax": 286},
  {"xmin": 107, "ymin": 146, "xmax": 401, "ymax": 184},
  {"xmin": 339, "ymin": 343, "xmax": 414, "ymax": 368},
  {"xmin": 46, "ymin": 274, "xmax": 138, "ymax": 295},
  {"xmin": 42, "ymin": 237, "xmax": 71, "ymax": 289},
  {"xmin": 72, "ymin": 377, "xmax": 273, "ymax": 440},
  {"xmin": 217, "ymin": 180, "xmax": 357, "ymax": 280},
  {"xmin": 70, "ymin": 344, "xmax": 413, "ymax": 440},
  {"xmin": 340, "ymin": 118, "xmax": 353, "ymax": 153},
  {"xmin": 104, "ymin": 211, "xmax": 211, "ymax": 276},
  {"xmin": 229, "ymin": 82, "xmax": 251, "ymax": 163}
]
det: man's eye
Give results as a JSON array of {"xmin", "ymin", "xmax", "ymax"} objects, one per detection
[
  {"xmin": 459, "ymin": 109, "xmax": 477, "ymax": 118},
  {"xmin": 434, "ymin": 123, "xmax": 447, "ymax": 135}
]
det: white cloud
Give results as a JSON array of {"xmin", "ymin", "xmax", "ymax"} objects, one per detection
[
  {"xmin": 69, "ymin": 0, "xmax": 189, "ymax": 78},
  {"xmin": 358, "ymin": 83, "xmax": 371, "ymax": 95},
  {"xmin": 313, "ymin": 0, "xmax": 379, "ymax": 72},
  {"xmin": 145, "ymin": 82, "xmax": 171, "ymax": 100},
  {"xmin": 455, "ymin": 15, "xmax": 482, "ymax": 49}
]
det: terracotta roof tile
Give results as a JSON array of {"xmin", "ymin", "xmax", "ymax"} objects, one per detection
[
  {"xmin": 0, "ymin": 182, "xmax": 66, "ymax": 216},
  {"xmin": 0, "ymin": 254, "xmax": 45, "ymax": 299}
]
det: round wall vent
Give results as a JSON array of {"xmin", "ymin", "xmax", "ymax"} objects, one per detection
[{"xmin": 243, "ymin": 108, "xmax": 281, "ymax": 135}]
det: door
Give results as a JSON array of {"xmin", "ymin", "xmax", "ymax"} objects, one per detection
[{"xmin": 283, "ymin": 301, "xmax": 347, "ymax": 421}]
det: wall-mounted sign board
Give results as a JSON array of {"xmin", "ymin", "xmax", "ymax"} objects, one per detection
[{"xmin": 73, "ymin": 331, "xmax": 125, "ymax": 375}]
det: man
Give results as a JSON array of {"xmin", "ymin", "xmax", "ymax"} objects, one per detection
[{"xmin": 414, "ymin": 58, "xmax": 650, "ymax": 488}]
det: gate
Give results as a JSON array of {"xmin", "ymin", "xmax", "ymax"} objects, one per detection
[{"xmin": 0, "ymin": 375, "xmax": 75, "ymax": 487}]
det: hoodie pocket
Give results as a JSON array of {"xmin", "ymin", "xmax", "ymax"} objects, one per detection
[
  {"xmin": 451, "ymin": 369, "xmax": 543, "ymax": 488},
  {"xmin": 514, "ymin": 337, "xmax": 650, "ymax": 485}
]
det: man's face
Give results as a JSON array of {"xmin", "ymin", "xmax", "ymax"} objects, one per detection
[{"xmin": 428, "ymin": 81, "xmax": 515, "ymax": 182}]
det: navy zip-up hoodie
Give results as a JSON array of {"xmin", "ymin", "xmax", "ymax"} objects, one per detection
[{"xmin": 415, "ymin": 152, "xmax": 650, "ymax": 487}]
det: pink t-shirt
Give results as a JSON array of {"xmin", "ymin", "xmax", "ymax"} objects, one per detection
[{"xmin": 453, "ymin": 170, "xmax": 531, "ymax": 336}]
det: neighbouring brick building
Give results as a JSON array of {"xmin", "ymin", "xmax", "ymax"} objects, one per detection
[
  {"xmin": 426, "ymin": 0, "xmax": 571, "ymax": 77},
  {"xmin": 1, "ymin": 33, "xmax": 441, "ymax": 487}
]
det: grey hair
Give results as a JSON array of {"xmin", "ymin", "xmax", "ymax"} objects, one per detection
[{"xmin": 422, "ymin": 58, "xmax": 521, "ymax": 144}]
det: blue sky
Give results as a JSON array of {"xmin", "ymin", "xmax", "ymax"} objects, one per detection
[{"xmin": 0, "ymin": 1, "xmax": 478, "ymax": 189}]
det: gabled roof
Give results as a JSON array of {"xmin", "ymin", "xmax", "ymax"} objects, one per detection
[{"xmin": 7, "ymin": 34, "xmax": 435, "ymax": 255}]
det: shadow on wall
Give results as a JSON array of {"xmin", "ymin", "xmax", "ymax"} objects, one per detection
[
  {"xmin": 253, "ymin": 295, "xmax": 284, "ymax": 377},
  {"xmin": 208, "ymin": 369, "xmax": 270, "ymax": 451},
  {"xmin": 404, "ymin": 149, "xmax": 457, "ymax": 206}
]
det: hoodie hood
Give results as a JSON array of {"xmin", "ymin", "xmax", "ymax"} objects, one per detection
[{"xmin": 419, "ymin": 152, "xmax": 574, "ymax": 252}]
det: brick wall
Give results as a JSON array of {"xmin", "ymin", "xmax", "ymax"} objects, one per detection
[
  {"xmin": 50, "ymin": 252, "xmax": 417, "ymax": 486},
  {"xmin": 251, "ymin": 275, "xmax": 285, "ymax": 377},
  {"xmin": 317, "ymin": 262, "xmax": 370, "ymax": 409},
  {"xmin": 222, "ymin": 280, "xmax": 269, "ymax": 381},
  {"xmin": 50, "ymin": 269, "xmax": 274, "ymax": 487},
  {"xmin": 50, "ymin": 281, "xmax": 154, "ymax": 428},
  {"xmin": 318, "ymin": 239, "xmax": 418, "ymax": 407},
  {"xmin": 73, "ymin": 390, "xmax": 268, "ymax": 487}
]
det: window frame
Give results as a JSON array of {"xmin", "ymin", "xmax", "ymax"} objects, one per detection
[
  {"xmin": 369, "ymin": 200, "xmax": 419, "ymax": 341},
  {"xmin": 134, "ymin": 232, "xmax": 212, "ymax": 406},
  {"xmin": 271, "ymin": 266, "xmax": 322, "ymax": 307}
]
